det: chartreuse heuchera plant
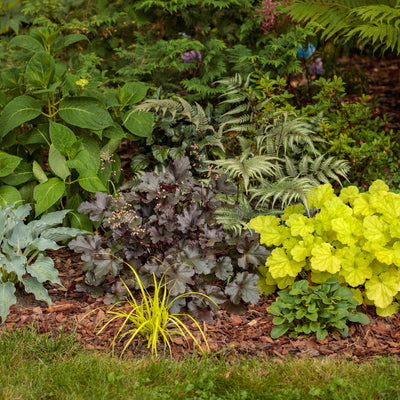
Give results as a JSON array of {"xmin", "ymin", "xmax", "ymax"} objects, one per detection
[
  {"xmin": 269, "ymin": 278, "xmax": 369, "ymax": 340},
  {"xmin": 0, "ymin": 203, "xmax": 87, "ymax": 322},
  {"xmin": 249, "ymin": 180, "xmax": 400, "ymax": 317}
]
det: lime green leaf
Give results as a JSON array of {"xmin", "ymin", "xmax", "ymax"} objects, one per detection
[
  {"xmin": 365, "ymin": 271, "xmax": 399, "ymax": 308},
  {"xmin": 368, "ymin": 179, "xmax": 389, "ymax": 195},
  {"xmin": 33, "ymin": 177, "xmax": 65, "ymax": 216},
  {"xmin": 266, "ymin": 248, "xmax": 305, "ymax": 279},
  {"xmin": 0, "ymin": 95, "xmax": 42, "ymax": 137},
  {"xmin": 331, "ymin": 216, "xmax": 362, "ymax": 246},
  {"xmin": 307, "ymin": 184, "xmax": 335, "ymax": 209},
  {"xmin": 286, "ymin": 214, "xmax": 314, "ymax": 237},
  {"xmin": 59, "ymin": 97, "xmax": 113, "ymax": 131},
  {"xmin": 339, "ymin": 185, "xmax": 359, "ymax": 205},
  {"xmin": 363, "ymin": 215, "xmax": 390, "ymax": 247},
  {"xmin": 353, "ymin": 193, "xmax": 375, "ymax": 216},
  {"xmin": 281, "ymin": 204, "xmax": 305, "ymax": 222},
  {"xmin": 248, "ymin": 215, "xmax": 280, "ymax": 233},
  {"xmin": 376, "ymin": 303, "xmax": 400, "ymax": 317},
  {"xmin": 311, "ymin": 243, "xmax": 342, "ymax": 274},
  {"xmin": 259, "ymin": 225, "xmax": 291, "ymax": 247},
  {"xmin": 0, "ymin": 281, "xmax": 16, "ymax": 323}
]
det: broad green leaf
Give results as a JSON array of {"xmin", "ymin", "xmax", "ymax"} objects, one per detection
[
  {"xmin": 259, "ymin": 225, "xmax": 290, "ymax": 247},
  {"xmin": 25, "ymin": 51, "xmax": 55, "ymax": 89},
  {"xmin": 103, "ymin": 124, "xmax": 126, "ymax": 140},
  {"xmin": 51, "ymin": 33, "xmax": 89, "ymax": 53},
  {"xmin": 307, "ymin": 184, "xmax": 335, "ymax": 209},
  {"xmin": 365, "ymin": 272, "xmax": 399, "ymax": 308},
  {"xmin": 1, "ymin": 161, "xmax": 33, "ymax": 185},
  {"xmin": 32, "ymin": 160, "xmax": 48, "ymax": 183},
  {"xmin": 0, "ymin": 281, "xmax": 16, "ymax": 323},
  {"xmin": 59, "ymin": 97, "xmax": 113, "ymax": 131},
  {"xmin": 123, "ymin": 110, "xmax": 154, "ymax": 138},
  {"xmin": 266, "ymin": 248, "xmax": 305, "ymax": 279},
  {"xmin": 27, "ymin": 254, "xmax": 61, "ymax": 284},
  {"xmin": 353, "ymin": 193, "xmax": 375, "ymax": 216},
  {"xmin": 368, "ymin": 179, "xmax": 389, "ymax": 195},
  {"xmin": 48, "ymin": 145, "xmax": 70, "ymax": 180},
  {"xmin": 339, "ymin": 185, "xmax": 359, "ymax": 205},
  {"xmin": 7, "ymin": 255, "xmax": 26, "ymax": 281},
  {"xmin": 0, "ymin": 185, "xmax": 22, "ymax": 207},
  {"xmin": 8, "ymin": 221, "xmax": 33, "ymax": 249},
  {"xmin": 376, "ymin": 303, "xmax": 400, "ymax": 317},
  {"xmin": 347, "ymin": 312, "xmax": 370, "ymax": 325},
  {"xmin": 0, "ymin": 151, "xmax": 22, "ymax": 177},
  {"xmin": 0, "ymin": 95, "xmax": 43, "ymax": 137},
  {"xmin": 363, "ymin": 215, "xmax": 390, "ymax": 247},
  {"xmin": 49, "ymin": 121, "xmax": 77, "ymax": 156},
  {"xmin": 338, "ymin": 247, "xmax": 372, "ymax": 287},
  {"xmin": 311, "ymin": 243, "xmax": 342, "ymax": 274},
  {"xmin": 248, "ymin": 215, "xmax": 280, "ymax": 233},
  {"xmin": 33, "ymin": 177, "xmax": 65, "ymax": 216},
  {"xmin": 118, "ymin": 82, "xmax": 148, "ymax": 107},
  {"xmin": 18, "ymin": 124, "xmax": 50, "ymax": 146},
  {"xmin": 77, "ymin": 170, "xmax": 107, "ymax": 193},
  {"xmin": 9, "ymin": 35, "xmax": 44, "ymax": 52},
  {"xmin": 68, "ymin": 211, "xmax": 93, "ymax": 232},
  {"xmin": 22, "ymin": 277, "xmax": 51, "ymax": 305},
  {"xmin": 270, "ymin": 324, "xmax": 290, "ymax": 339},
  {"xmin": 287, "ymin": 214, "xmax": 314, "ymax": 237}
]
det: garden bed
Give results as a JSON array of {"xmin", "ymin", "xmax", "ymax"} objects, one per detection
[{"xmin": 2, "ymin": 248, "xmax": 400, "ymax": 362}]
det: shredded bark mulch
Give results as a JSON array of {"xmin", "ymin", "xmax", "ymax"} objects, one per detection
[{"xmin": 1, "ymin": 248, "xmax": 400, "ymax": 362}]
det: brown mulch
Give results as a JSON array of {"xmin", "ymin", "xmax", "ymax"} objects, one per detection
[{"xmin": 1, "ymin": 248, "xmax": 400, "ymax": 362}]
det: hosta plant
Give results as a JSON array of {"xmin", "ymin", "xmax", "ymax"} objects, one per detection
[
  {"xmin": 95, "ymin": 258, "xmax": 215, "ymax": 358},
  {"xmin": 0, "ymin": 203, "xmax": 87, "ymax": 322},
  {"xmin": 269, "ymin": 278, "xmax": 370, "ymax": 340},
  {"xmin": 249, "ymin": 180, "xmax": 400, "ymax": 317},
  {"xmin": 69, "ymin": 157, "xmax": 268, "ymax": 315}
]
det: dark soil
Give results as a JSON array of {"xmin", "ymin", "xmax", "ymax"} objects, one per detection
[{"xmin": 2, "ymin": 55, "xmax": 400, "ymax": 361}]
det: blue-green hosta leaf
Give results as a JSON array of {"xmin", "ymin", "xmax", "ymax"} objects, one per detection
[
  {"xmin": 0, "ymin": 95, "xmax": 43, "ymax": 137},
  {"xmin": 27, "ymin": 254, "xmax": 61, "ymax": 285},
  {"xmin": 0, "ymin": 186, "xmax": 22, "ymax": 207},
  {"xmin": 59, "ymin": 97, "xmax": 113, "ymax": 131},
  {"xmin": 22, "ymin": 277, "xmax": 51, "ymax": 305},
  {"xmin": 28, "ymin": 238, "xmax": 62, "ymax": 251},
  {"xmin": 10, "ymin": 203, "xmax": 32, "ymax": 220},
  {"xmin": 225, "ymin": 272, "xmax": 260, "ymax": 304},
  {"xmin": 8, "ymin": 221, "xmax": 33, "ymax": 249},
  {"xmin": 7, "ymin": 255, "xmax": 26, "ymax": 281},
  {"xmin": 40, "ymin": 227, "xmax": 88, "ymax": 242},
  {"xmin": 33, "ymin": 177, "xmax": 66, "ymax": 217},
  {"xmin": 0, "ymin": 281, "xmax": 16, "ymax": 323},
  {"xmin": 28, "ymin": 209, "xmax": 70, "ymax": 234}
]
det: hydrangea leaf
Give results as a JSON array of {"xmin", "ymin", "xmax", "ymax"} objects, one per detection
[
  {"xmin": 365, "ymin": 271, "xmax": 399, "ymax": 308},
  {"xmin": 266, "ymin": 248, "xmax": 305, "ymax": 278},
  {"xmin": 311, "ymin": 243, "xmax": 342, "ymax": 274}
]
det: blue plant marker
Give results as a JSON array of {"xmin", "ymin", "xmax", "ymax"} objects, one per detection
[{"xmin": 297, "ymin": 43, "xmax": 315, "ymax": 59}]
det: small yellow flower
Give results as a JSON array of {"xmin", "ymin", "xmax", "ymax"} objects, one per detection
[{"xmin": 75, "ymin": 78, "xmax": 89, "ymax": 88}]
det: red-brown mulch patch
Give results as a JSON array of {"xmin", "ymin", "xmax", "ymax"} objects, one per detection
[{"xmin": 1, "ymin": 248, "xmax": 400, "ymax": 362}]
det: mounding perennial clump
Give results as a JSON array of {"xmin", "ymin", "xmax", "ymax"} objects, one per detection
[
  {"xmin": 249, "ymin": 180, "xmax": 400, "ymax": 317},
  {"xmin": 70, "ymin": 157, "xmax": 268, "ymax": 316}
]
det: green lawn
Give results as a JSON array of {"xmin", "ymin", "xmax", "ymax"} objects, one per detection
[{"xmin": 0, "ymin": 326, "xmax": 399, "ymax": 400}]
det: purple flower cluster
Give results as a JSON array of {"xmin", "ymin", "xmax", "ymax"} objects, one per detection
[
  {"xmin": 181, "ymin": 50, "xmax": 202, "ymax": 63},
  {"xmin": 308, "ymin": 57, "xmax": 324, "ymax": 76}
]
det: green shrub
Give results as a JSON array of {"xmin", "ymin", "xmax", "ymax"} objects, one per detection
[
  {"xmin": 269, "ymin": 278, "xmax": 369, "ymax": 340},
  {"xmin": 249, "ymin": 180, "xmax": 400, "ymax": 317}
]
